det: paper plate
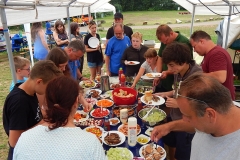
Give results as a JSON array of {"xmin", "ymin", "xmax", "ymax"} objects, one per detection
[
  {"xmin": 73, "ymin": 110, "xmax": 89, "ymax": 123},
  {"xmin": 139, "ymin": 144, "xmax": 166, "ymax": 160},
  {"xmin": 141, "ymin": 95, "xmax": 165, "ymax": 105},
  {"xmin": 84, "ymin": 126, "xmax": 104, "ymax": 137},
  {"xmin": 88, "ymin": 37, "xmax": 99, "ymax": 48},
  {"xmin": 79, "ymin": 80, "xmax": 97, "ymax": 89},
  {"xmin": 102, "ymin": 131, "xmax": 126, "ymax": 146},
  {"xmin": 127, "ymin": 61, "xmax": 140, "ymax": 65},
  {"xmin": 142, "ymin": 73, "xmax": 162, "ymax": 80}
]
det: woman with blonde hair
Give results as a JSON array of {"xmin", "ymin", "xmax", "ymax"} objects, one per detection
[
  {"xmin": 131, "ymin": 48, "xmax": 161, "ymax": 88},
  {"xmin": 121, "ymin": 32, "xmax": 148, "ymax": 76},
  {"xmin": 84, "ymin": 21, "xmax": 104, "ymax": 80},
  {"xmin": 31, "ymin": 22, "xmax": 49, "ymax": 60}
]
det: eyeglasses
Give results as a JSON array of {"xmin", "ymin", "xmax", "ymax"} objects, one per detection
[
  {"xmin": 21, "ymin": 67, "xmax": 30, "ymax": 72},
  {"xmin": 175, "ymin": 81, "xmax": 208, "ymax": 106}
]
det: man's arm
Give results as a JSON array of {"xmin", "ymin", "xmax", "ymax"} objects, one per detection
[
  {"xmin": 151, "ymin": 119, "xmax": 195, "ymax": 142},
  {"xmin": 203, "ymin": 70, "xmax": 227, "ymax": 84},
  {"xmin": 105, "ymin": 55, "xmax": 111, "ymax": 76},
  {"xmin": 9, "ymin": 130, "xmax": 25, "ymax": 147}
]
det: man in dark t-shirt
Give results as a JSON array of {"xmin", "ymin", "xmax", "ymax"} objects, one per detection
[
  {"xmin": 105, "ymin": 12, "xmax": 133, "ymax": 46},
  {"xmin": 3, "ymin": 60, "xmax": 62, "ymax": 160}
]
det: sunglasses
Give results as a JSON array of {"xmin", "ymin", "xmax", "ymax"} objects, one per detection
[{"xmin": 174, "ymin": 81, "xmax": 208, "ymax": 106}]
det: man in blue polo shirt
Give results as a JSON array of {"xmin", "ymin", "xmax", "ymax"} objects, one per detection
[
  {"xmin": 64, "ymin": 40, "xmax": 86, "ymax": 81},
  {"xmin": 105, "ymin": 23, "xmax": 131, "ymax": 76}
]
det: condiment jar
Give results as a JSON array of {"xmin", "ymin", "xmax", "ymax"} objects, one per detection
[
  {"xmin": 120, "ymin": 108, "xmax": 128, "ymax": 124},
  {"xmin": 128, "ymin": 117, "xmax": 137, "ymax": 147}
]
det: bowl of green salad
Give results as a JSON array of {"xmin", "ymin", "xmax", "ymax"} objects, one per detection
[{"xmin": 138, "ymin": 108, "xmax": 167, "ymax": 127}]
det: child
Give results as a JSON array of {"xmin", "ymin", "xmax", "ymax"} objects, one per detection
[
  {"xmin": 9, "ymin": 56, "xmax": 30, "ymax": 91},
  {"xmin": 3, "ymin": 60, "xmax": 63, "ymax": 160}
]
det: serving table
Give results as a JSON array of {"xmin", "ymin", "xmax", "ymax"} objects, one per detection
[{"xmin": 77, "ymin": 77, "xmax": 165, "ymax": 159}]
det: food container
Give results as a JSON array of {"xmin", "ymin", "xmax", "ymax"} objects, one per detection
[
  {"xmin": 138, "ymin": 108, "xmax": 166, "ymax": 127},
  {"xmin": 137, "ymin": 134, "xmax": 150, "ymax": 145},
  {"xmin": 113, "ymin": 87, "xmax": 137, "ymax": 105},
  {"xmin": 112, "ymin": 105, "xmax": 137, "ymax": 117}
]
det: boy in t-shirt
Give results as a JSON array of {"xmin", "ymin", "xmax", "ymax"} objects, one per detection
[
  {"xmin": 9, "ymin": 56, "xmax": 30, "ymax": 91},
  {"xmin": 3, "ymin": 60, "xmax": 63, "ymax": 160}
]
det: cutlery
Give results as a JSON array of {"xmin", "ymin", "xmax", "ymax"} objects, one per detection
[{"xmin": 142, "ymin": 106, "xmax": 155, "ymax": 120}]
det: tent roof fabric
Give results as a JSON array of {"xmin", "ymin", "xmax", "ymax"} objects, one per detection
[
  {"xmin": 173, "ymin": 0, "xmax": 240, "ymax": 15},
  {"xmin": 0, "ymin": 0, "xmax": 111, "ymax": 26}
]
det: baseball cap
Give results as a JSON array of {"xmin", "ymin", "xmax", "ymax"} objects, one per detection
[{"xmin": 114, "ymin": 12, "xmax": 123, "ymax": 19}]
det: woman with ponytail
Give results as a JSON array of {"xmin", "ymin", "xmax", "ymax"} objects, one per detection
[{"xmin": 13, "ymin": 76, "xmax": 105, "ymax": 160}]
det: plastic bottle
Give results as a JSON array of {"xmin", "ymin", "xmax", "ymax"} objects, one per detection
[
  {"xmin": 19, "ymin": 31, "xmax": 22, "ymax": 38},
  {"xmin": 137, "ymin": 98, "xmax": 143, "ymax": 114},
  {"xmin": 104, "ymin": 116, "xmax": 110, "ymax": 131},
  {"xmin": 120, "ymin": 108, "xmax": 128, "ymax": 124},
  {"xmin": 120, "ymin": 74, "xmax": 126, "ymax": 87},
  {"xmin": 128, "ymin": 117, "xmax": 137, "ymax": 147},
  {"xmin": 118, "ymin": 67, "xmax": 123, "ymax": 81}
]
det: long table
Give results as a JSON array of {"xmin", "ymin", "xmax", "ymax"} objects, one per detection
[{"xmin": 78, "ymin": 77, "xmax": 165, "ymax": 158}]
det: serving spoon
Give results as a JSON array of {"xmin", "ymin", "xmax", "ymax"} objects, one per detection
[{"xmin": 142, "ymin": 106, "xmax": 155, "ymax": 120}]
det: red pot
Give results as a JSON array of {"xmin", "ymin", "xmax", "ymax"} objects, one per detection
[{"xmin": 113, "ymin": 87, "xmax": 138, "ymax": 105}]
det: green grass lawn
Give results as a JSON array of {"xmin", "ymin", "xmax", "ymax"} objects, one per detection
[{"xmin": 0, "ymin": 10, "xmax": 225, "ymax": 159}]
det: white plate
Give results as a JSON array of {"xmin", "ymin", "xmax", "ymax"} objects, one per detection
[
  {"xmin": 139, "ymin": 144, "xmax": 166, "ymax": 160},
  {"xmin": 79, "ymin": 80, "xmax": 97, "ymax": 89},
  {"xmin": 140, "ymin": 95, "xmax": 165, "ymax": 105},
  {"xmin": 96, "ymin": 99, "xmax": 114, "ymax": 108},
  {"xmin": 106, "ymin": 147, "xmax": 133, "ymax": 159},
  {"xmin": 84, "ymin": 98, "xmax": 97, "ymax": 106},
  {"xmin": 90, "ymin": 108, "xmax": 110, "ymax": 118},
  {"xmin": 84, "ymin": 126, "xmax": 104, "ymax": 137},
  {"xmin": 101, "ymin": 90, "xmax": 113, "ymax": 100},
  {"xmin": 127, "ymin": 61, "xmax": 140, "ymax": 65},
  {"xmin": 73, "ymin": 110, "xmax": 89, "ymax": 123},
  {"xmin": 88, "ymin": 37, "xmax": 100, "ymax": 48},
  {"xmin": 86, "ymin": 89, "xmax": 102, "ymax": 98},
  {"xmin": 102, "ymin": 131, "xmax": 126, "ymax": 146},
  {"xmin": 109, "ymin": 117, "xmax": 120, "ymax": 126},
  {"xmin": 145, "ymin": 127, "xmax": 153, "ymax": 137},
  {"xmin": 141, "ymin": 73, "xmax": 162, "ymax": 80},
  {"xmin": 118, "ymin": 124, "xmax": 141, "ymax": 136}
]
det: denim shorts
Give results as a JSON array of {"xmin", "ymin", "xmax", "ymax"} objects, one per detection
[{"xmin": 87, "ymin": 61, "xmax": 103, "ymax": 68}]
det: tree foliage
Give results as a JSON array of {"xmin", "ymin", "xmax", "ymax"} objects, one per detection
[{"xmin": 110, "ymin": 0, "xmax": 182, "ymax": 11}]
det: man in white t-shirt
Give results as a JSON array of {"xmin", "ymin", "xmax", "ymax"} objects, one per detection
[{"xmin": 151, "ymin": 73, "xmax": 240, "ymax": 160}]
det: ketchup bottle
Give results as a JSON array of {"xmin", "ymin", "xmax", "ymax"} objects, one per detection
[
  {"xmin": 120, "ymin": 74, "xmax": 126, "ymax": 87},
  {"xmin": 118, "ymin": 67, "xmax": 123, "ymax": 82},
  {"xmin": 104, "ymin": 116, "xmax": 110, "ymax": 131}
]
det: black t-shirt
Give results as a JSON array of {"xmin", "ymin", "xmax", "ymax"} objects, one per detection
[
  {"xmin": 3, "ymin": 83, "xmax": 42, "ymax": 136},
  {"xmin": 84, "ymin": 33, "xmax": 103, "ymax": 63},
  {"xmin": 106, "ymin": 25, "xmax": 133, "ymax": 40}
]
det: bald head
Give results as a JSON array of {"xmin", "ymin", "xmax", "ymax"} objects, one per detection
[{"xmin": 113, "ymin": 23, "xmax": 124, "ymax": 39}]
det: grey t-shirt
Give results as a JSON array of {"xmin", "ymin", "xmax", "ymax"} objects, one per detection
[
  {"xmin": 191, "ymin": 129, "xmax": 240, "ymax": 160},
  {"xmin": 141, "ymin": 61, "xmax": 157, "ymax": 73},
  {"xmin": 170, "ymin": 60, "xmax": 202, "ymax": 120}
]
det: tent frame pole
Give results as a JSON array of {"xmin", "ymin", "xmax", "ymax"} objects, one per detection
[
  {"xmin": 224, "ymin": 4, "xmax": 232, "ymax": 49},
  {"xmin": 0, "ymin": 4, "xmax": 17, "ymax": 84},
  {"xmin": 190, "ymin": 4, "xmax": 196, "ymax": 35}
]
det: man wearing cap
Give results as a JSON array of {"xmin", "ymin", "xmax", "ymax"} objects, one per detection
[{"xmin": 105, "ymin": 12, "xmax": 133, "ymax": 45}]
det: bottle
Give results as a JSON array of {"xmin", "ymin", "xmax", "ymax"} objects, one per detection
[
  {"xmin": 128, "ymin": 117, "xmax": 137, "ymax": 147},
  {"xmin": 120, "ymin": 74, "xmax": 126, "ymax": 87},
  {"xmin": 104, "ymin": 116, "xmax": 110, "ymax": 131},
  {"xmin": 137, "ymin": 98, "xmax": 143, "ymax": 114},
  {"xmin": 120, "ymin": 108, "xmax": 128, "ymax": 124},
  {"xmin": 101, "ymin": 68, "xmax": 105, "ymax": 76},
  {"xmin": 118, "ymin": 67, "xmax": 123, "ymax": 81},
  {"xmin": 19, "ymin": 31, "xmax": 22, "ymax": 38}
]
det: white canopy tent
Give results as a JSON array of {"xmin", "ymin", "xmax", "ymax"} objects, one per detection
[
  {"xmin": 0, "ymin": 0, "xmax": 110, "ymax": 83},
  {"xmin": 173, "ymin": 0, "xmax": 240, "ymax": 48}
]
